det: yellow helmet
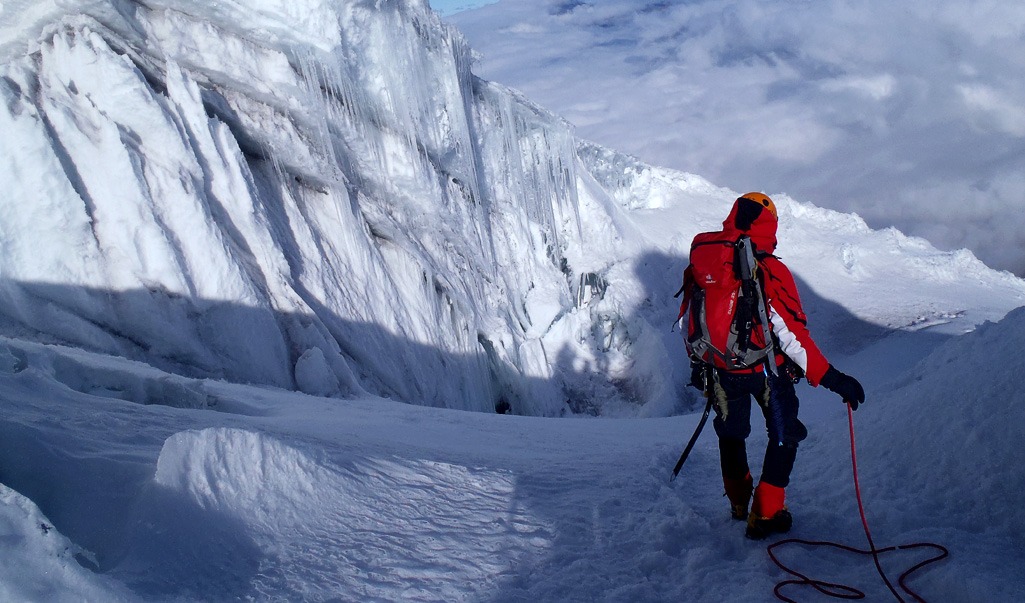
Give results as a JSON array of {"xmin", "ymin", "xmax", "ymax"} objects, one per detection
[{"xmin": 738, "ymin": 192, "xmax": 777, "ymax": 220}]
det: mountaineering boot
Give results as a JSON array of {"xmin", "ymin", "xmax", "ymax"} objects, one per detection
[
  {"xmin": 723, "ymin": 472, "xmax": 753, "ymax": 521},
  {"xmin": 745, "ymin": 482, "xmax": 792, "ymax": 540},
  {"xmin": 746, "ymin": 508, "xmax": 793, "ymax": 540}
]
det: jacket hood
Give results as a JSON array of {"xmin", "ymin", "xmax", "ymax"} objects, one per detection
[{"xmin": 721, "ymin": 195, "xmax": 778, "ymax": 253}]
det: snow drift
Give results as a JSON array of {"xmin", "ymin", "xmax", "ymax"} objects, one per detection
[
  {"xmin": 0, "ymin": 483, "xmax": 124, "ymax": 602},
  {"xmin": 861, "ymin": 305, "xmax": 1025, "ymax": 541},
  {"xmin": 121, "ymin": 427, "xmax": 552, "ymax": 600},
  {"xmin": 791, "ymin": 306, "xmax": 1025, "ymax": 601}
]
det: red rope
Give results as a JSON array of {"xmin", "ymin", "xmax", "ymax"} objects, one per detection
[{"xmin": 766, "ymin": 405, "xmax": 949, "ymax": 602}]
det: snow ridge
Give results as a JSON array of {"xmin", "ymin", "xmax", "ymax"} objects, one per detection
[{"xmin": 137, "ymin": 427, "xmax": 551, "ymax": 600}]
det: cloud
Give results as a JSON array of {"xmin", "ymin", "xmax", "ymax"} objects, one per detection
[
  {"xmin": 821, "ymin": 74, "xmax": 896, "ymax": 101},
  {"xmin": 958, "ymin": 84, "xmax": 1025, "ymax": 137},
  {"xmin": 451, "ymin": 0, "xmax": 1025, "ymax": 276}
]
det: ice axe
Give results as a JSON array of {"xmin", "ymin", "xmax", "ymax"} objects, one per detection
[{"xmin": 669, "ymin": 395, "xmax": 714, "ymax": 482}]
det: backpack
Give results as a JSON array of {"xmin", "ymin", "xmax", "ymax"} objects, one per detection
[{"xmin": 677, "ymin": 234, "xmax": 775, "ymax": 371}]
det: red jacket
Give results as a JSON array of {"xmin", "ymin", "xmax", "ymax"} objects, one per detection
[{"xmin": 678, "ymin": 199, "xmax": 831, "ymax": 386}]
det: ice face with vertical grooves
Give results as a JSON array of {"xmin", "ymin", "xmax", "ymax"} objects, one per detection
[{"xmin": 0, "ymin": 0, "xmax": 635, "ymax": 415}]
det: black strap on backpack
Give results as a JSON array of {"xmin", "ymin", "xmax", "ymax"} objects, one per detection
[{"xmin": 736, "ymin": 236, "xmax": 778, "ymax": 376}]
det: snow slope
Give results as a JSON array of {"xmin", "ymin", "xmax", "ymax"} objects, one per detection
[
  {"xmin": 1, "ymin": 0, "xmax": 1024, "ymax": 600},
  {"xmin": 2, "ymin": 305, "xmax": 1024, "ymax": 601}
]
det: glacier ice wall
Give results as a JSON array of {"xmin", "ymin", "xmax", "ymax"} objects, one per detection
[{"xmin": 0, "ymin": 0, "xmax": 655, "ymax": 415}]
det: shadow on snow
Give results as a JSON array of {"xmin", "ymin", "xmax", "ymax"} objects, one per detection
[{"xmin": 0, "ymin": 269, "xmax": 950, "ymax": 600}]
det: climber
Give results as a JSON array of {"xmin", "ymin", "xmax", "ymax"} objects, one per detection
[{"xmin": 677, "ymin": 193, "xmax": 865, "ymax": 539}]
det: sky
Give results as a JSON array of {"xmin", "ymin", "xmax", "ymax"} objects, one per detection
[
  {"xmin": 449, "ymin": 0, "xmax": 1025, "ymax": 276},
  {"xmin": 429, "ymin": 0, "xmax": 498, "ymax": 17}
]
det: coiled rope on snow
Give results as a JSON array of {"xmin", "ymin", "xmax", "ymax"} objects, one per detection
[{"xmin": 766, "ymin": 406, "xmax": 949, "ymax": 602}]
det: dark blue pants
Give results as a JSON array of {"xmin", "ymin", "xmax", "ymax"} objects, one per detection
[{"xmin": 712, "ymin": 370, "xmax": 808, "ymax": 488}]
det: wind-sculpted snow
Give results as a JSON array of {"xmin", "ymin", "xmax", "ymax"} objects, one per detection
[
  {"xmin": 0, "ymin": 484, "xmax": 125, "ymax": 601},
  {"xmin": 130, "ymin": 428, "xmax": 552, "ymax": 600},
  {"xmin": 857, "ymin": 305, "xmax": 1025, "ymax": 541}
]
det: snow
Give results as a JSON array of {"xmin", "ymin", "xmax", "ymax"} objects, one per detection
[
  {"xmin": 0, "ymin": 0, "xmax": 1024, "ymax": 601},
  {"xmin": 3, "ymin": 306, "xmax": 1025, "ymax": 600},
  {"xmin": 0, "ymin": 483, "xmax": 124, "ymax": 602}
]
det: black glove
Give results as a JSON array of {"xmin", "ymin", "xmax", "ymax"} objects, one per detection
[{"xmin": 820, "ymin": 365, "xmax": 865, "ymax": 410}]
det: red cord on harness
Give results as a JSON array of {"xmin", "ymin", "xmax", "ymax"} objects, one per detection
[{"xmin": 766, "ymin": 405, "xmax": 949, "ymax": 602}]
